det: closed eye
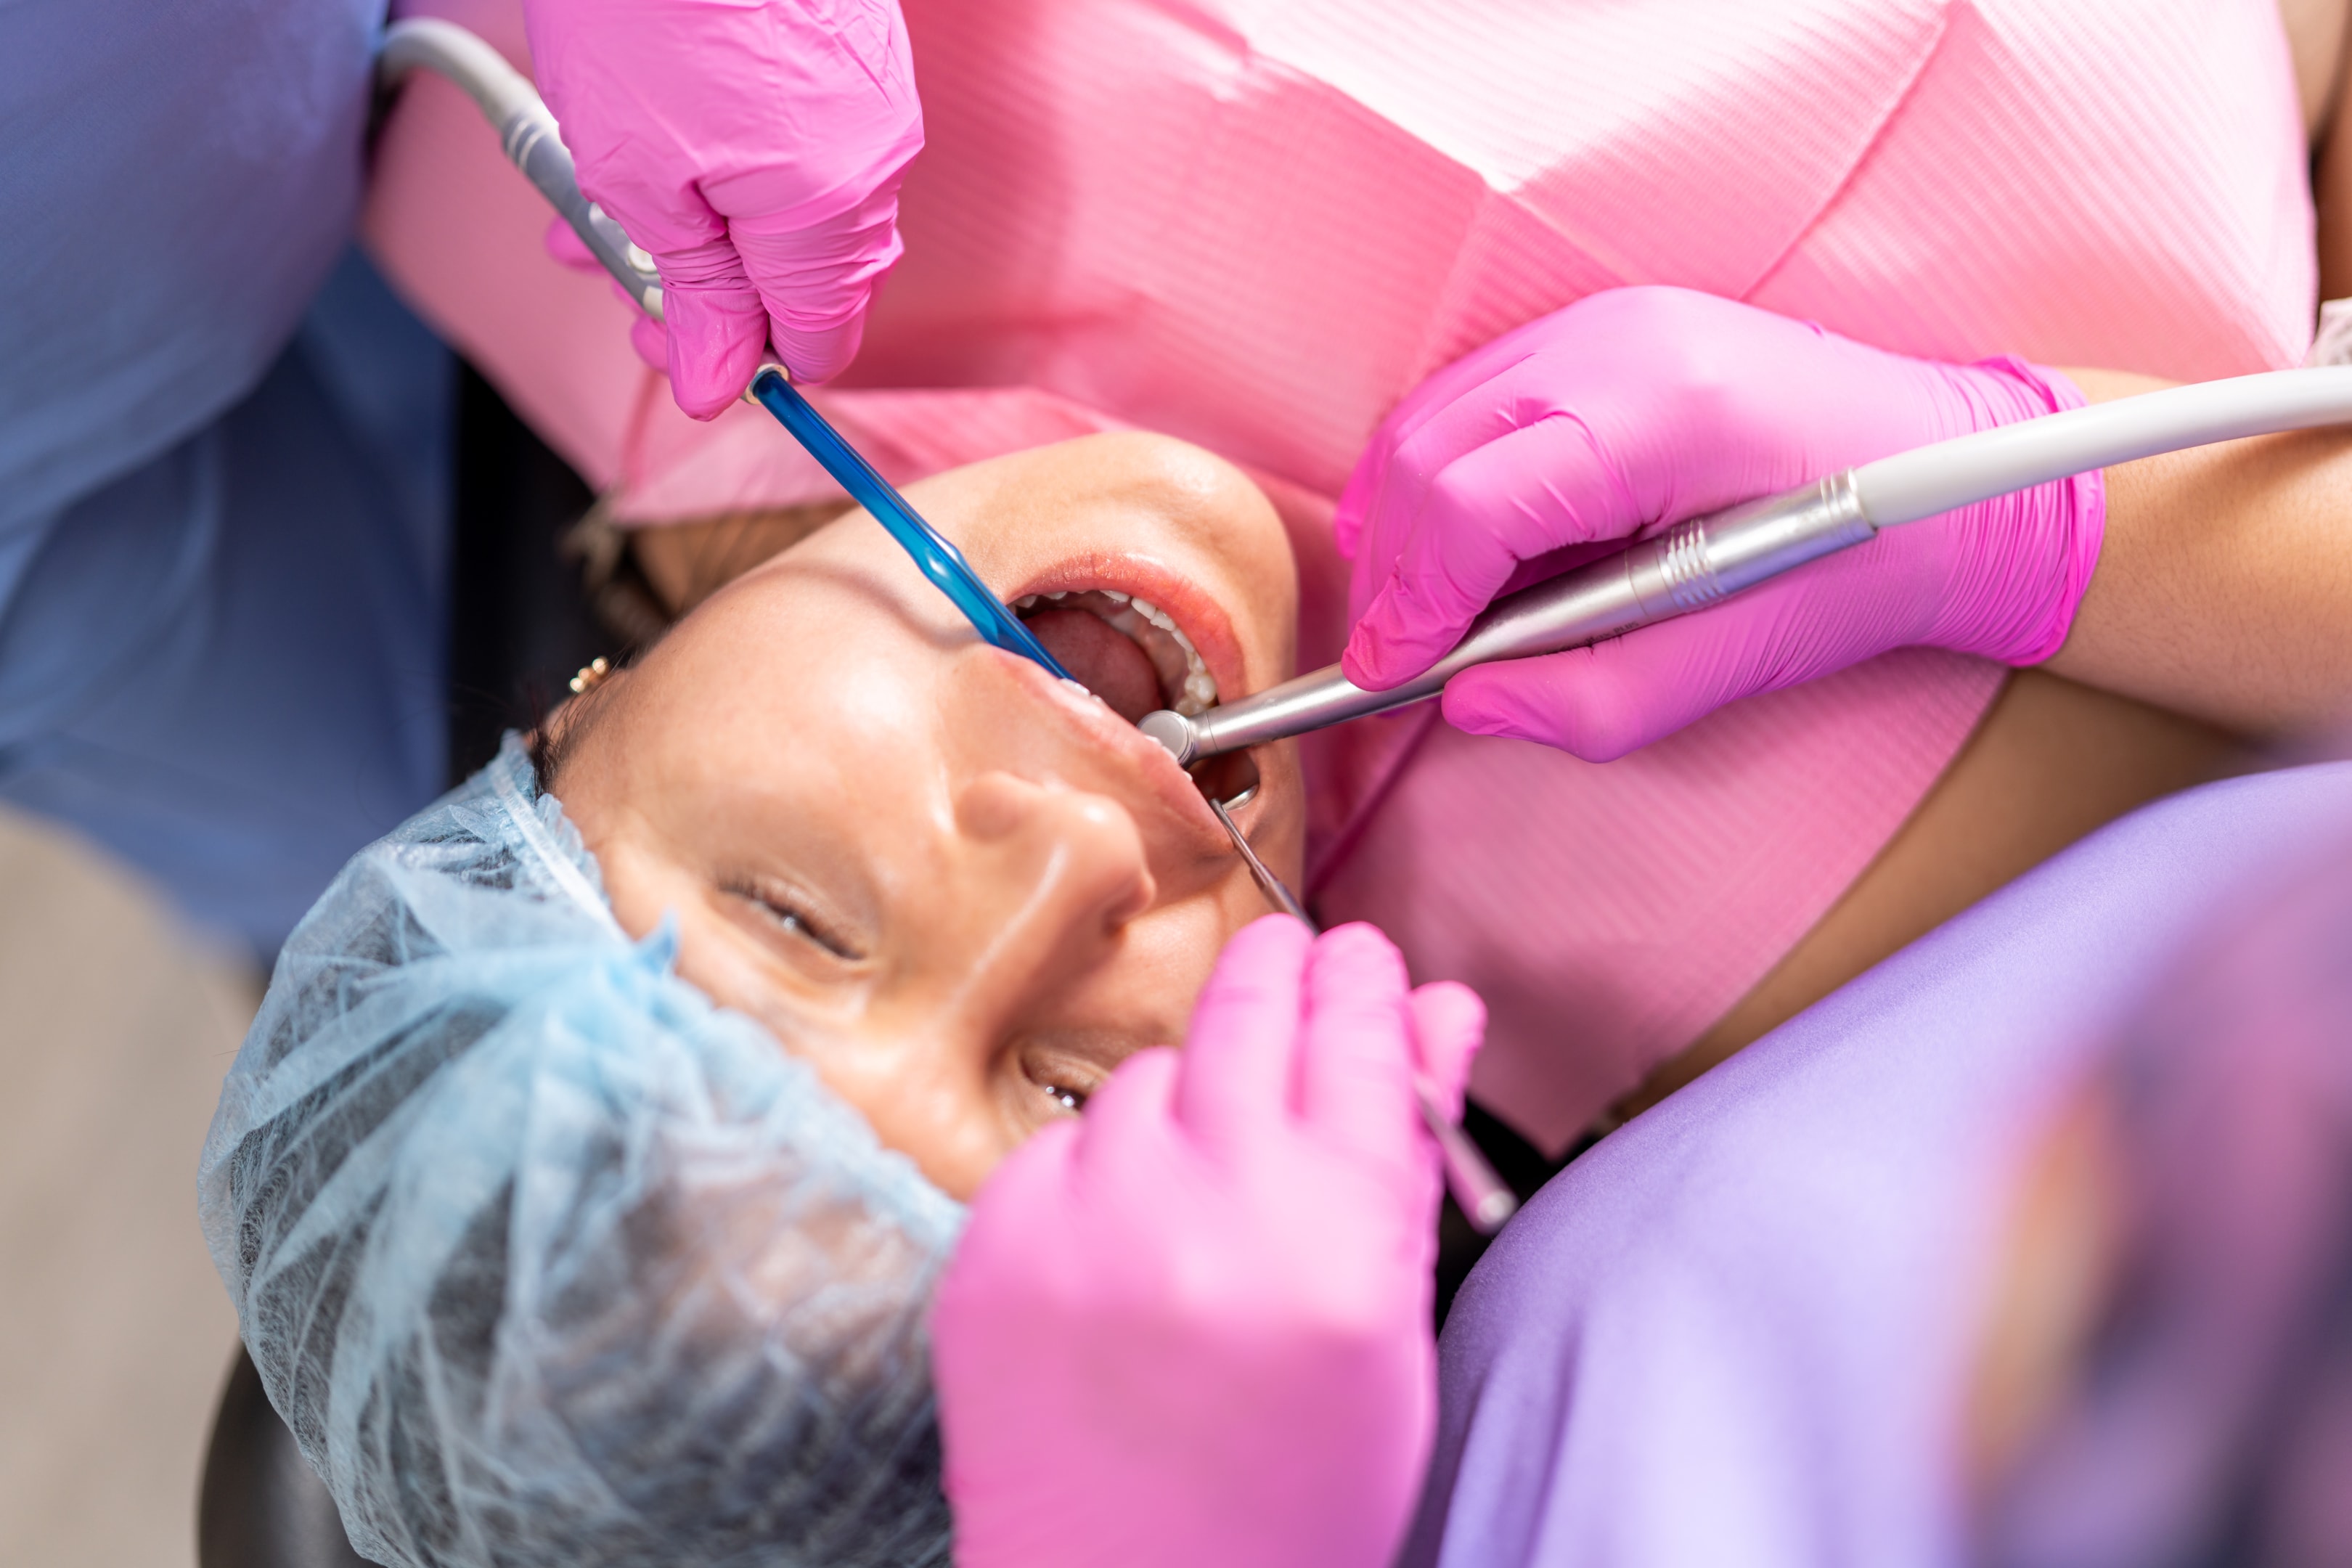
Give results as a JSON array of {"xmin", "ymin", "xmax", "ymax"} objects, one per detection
[{"xmin": 723, "ymin": 879, "xmax": 863, "ymax": 962}]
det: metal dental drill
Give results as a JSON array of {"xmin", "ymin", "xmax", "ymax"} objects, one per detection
[
  {"xmin": 1140, "ymin": 367, "xmax": 2352, "ymax": 764},
  {"xmin": 1194, "ymin": 754, "xmax": 1519, "ymax": 1235}
]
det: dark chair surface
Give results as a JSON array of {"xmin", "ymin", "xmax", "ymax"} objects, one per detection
[{"xmin": 197, "ymin": 1350, "xmax": 372, "ymax": 1568}]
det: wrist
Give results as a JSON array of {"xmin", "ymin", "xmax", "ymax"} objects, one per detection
[{"xmin": 1921, "ymin": 359, "xmax": 2107, "ymax": 666}]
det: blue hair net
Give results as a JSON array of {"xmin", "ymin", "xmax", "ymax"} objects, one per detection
[{"xmin": 199, "ymin": 735, "xmax": 963, "ymax": 1567}]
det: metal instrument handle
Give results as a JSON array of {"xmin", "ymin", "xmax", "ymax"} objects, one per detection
[{"xmin": 1172, "ymin": 472, "xmax": 1875, "ymax": 761}]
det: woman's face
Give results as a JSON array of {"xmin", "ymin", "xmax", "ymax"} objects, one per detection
[{"xmin": 553, "ymin": 433, "xmax": 1304, "ymax": 1199}]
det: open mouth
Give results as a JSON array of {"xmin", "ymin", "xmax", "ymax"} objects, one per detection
[{"xmin": 1011, "ymin": 589, "xmax": 1219, "ymax": 724}]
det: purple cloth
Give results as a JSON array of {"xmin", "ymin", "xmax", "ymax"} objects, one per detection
[
  {"xmin": 1406, "ymin": 760, "xmax": 2352, "ymax": 1568},
  {"xmin": 1987, "ymin": 812, "xmax": 2352, "ymax": 1567}
]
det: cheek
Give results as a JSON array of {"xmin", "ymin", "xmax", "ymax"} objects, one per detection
[
  {"xmin": 578, "ymin": 836, "xmax": 703, "ymax": 948},
  {"xmin": 828, "ymin": 1044, "xmax": 1022, "ymax": 1202},
  {"xmin": 1062, "ymin": 891, "xmax": 1259, "ymax": 1048},
  {"xmin": 1251, "ymin": 738, "xmax": 1310, "ymax": 885}
]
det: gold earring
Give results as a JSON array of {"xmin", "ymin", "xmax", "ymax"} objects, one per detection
[{"xmin": 568, "ymin": 656, "xmax": 612, "ymax": 695}]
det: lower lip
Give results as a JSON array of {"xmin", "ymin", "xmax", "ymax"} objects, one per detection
[{"xmin": 998, "ymin": 655, "xmax": 1241, "ymax": 843}]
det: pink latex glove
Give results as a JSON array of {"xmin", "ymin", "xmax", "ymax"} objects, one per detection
[
  {"xmin": 1338, "ymin": 286, "xmax": 2104, "ymax": 761},
  {"xmin": 931, "ymin": 916, "xmax": 1486, "ymax": 1568},
  {"xmin": 522, "ymin": 0, "xmax": 923, "ymax": 417}
]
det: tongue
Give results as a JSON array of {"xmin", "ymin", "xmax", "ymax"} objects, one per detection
[{"xmin": 1025, "ymin": 608, "xmax": 1162, "ymax": 722}]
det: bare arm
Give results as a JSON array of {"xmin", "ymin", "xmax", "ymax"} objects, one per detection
[
  {"xmin": 2038, "ymin": 369, "xmax": 2352, "ymax": 736},
  {"xmin": 2295, "ymin": 0, "xmax": 2352, "ymax": 298},
  {"xmin": 2281, "ymin": 0, "xmax": 2351, "ymax": 140}
]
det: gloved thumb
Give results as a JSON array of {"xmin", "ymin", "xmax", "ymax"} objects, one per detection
[
  {"xmin": 1439, "ymin": 597, "xmax": 1787, "ymax": 761},
  {"xmin": 731, "ymin": 180, "xmax": 909, "ymax": 386},
  {"xmin": 1439, "ymin": 622, "xmax": 1744, "ymax": 762}
]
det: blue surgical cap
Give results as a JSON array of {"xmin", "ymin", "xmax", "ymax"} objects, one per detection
[{"xmin": 199, "ymin": 735, "xmax": 963, "ymax": 1567}]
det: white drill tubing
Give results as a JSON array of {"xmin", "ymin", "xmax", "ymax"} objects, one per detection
[
  {"xmin": 1855, "ymin": 367, "xmax": 2352, "ymax": 526},
  {"xmin": 378, "ymin": 19, "xmax": 668, "ymax": 322},
  {"xmin": 378, "ymin": 17, "xmax": 542, "ymax": 128}
]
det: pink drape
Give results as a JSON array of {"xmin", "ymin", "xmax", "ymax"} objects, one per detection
[{"xmin": 369, "ymin": 0, "xmax": 2311, "ymax": 1148}]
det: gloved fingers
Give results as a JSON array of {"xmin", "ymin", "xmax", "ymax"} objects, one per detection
[
  {"xmin": 1296, "ymin": 923, "xmax": 1423, "ymax": 1163},
  {"xmin": 1405, "ymin": 982, "xmax": 1485, "ymax": 1120},
  {"xmin": 1176, "ymin": 915, "xmax": 1313, "ymax": 1143},
  {"xmin": 1334, "ymin": 332, "xmax": 1545, "ymax": 560},
  {"xmin": 1436, "ymin": 637, "xmax": 1723, "ymax": 761},
  {"xmin": 628, "ymin": 315, "xmax": 671, "ymax": 375},
  {"xmin": 1051, "ymin": 1046, "xmax": 1183, "ymax": 1207},
  {"xmin": 640, "ymin": 235, "xmax": 772, "ymax": 420},
  {"xmin": 1344, "ymin": 414, "xmax": 1638, "ymax": 690},
  {"xmin": 767, "ymin": 311, "xmax": 867, "ymax": 391},
  {"xmin": 734, "ymin": 185, "xmax": 910, "ymax": 386},
  {"xmin": 933, "ymin": 1124, "xmax": 1112, "ymax": 1437},
  {"xmin": 543, "ymin": 214, "xmax": 599, "ymax": 272},
  {"xmin": 1072, "ymin": 1045, "xmax": 1180, "ymax": 1154},
  {"xmin": 658, "ymin": 281, "xmax": 769, "ymax": 419},
  {"xmin": 1434, "ymin": 573, "xmax": 1824, "ymax": 760},
  {"xmin": 942, "ymin": 1115, "xmax": 1082, "ymax": 1307}
]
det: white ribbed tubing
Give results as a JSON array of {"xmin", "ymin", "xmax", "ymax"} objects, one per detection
[
  {"xmin": 377, "ymin": 17, "xmax": 542, "ymax": 126},
  {"xmin": 377, "ymin": 19, "xmax": 667, "ymax": 321},
  {"xmin": 1855, "ymin": 367, "xmax": 2352, "ymax": 526}
]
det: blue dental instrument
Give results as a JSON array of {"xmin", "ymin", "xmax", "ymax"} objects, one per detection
[
  {"xmin": 746, "ymin": 369, "xmax": 1073, "ymax": 675},
  {"xmin": 378, "ymin": 18, "xmax": 1071, "ymax": 682}
]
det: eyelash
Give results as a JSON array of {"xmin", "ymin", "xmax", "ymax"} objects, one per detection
[{"xmin": 728, "ymin": 882, "xmax": 859, "ymax": 961}]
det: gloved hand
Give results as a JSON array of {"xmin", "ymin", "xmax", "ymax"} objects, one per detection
[
  {"xmin": 1338, "ymin": 286, "xmax": 2104, "ymax": 761},
  {"xmin": 931, "ymin": 915, "xmax": 1485, "ymax": 1568},
  {"xmin": 522, "ymin": 0, "xmax": 924, "ymax": 418}
]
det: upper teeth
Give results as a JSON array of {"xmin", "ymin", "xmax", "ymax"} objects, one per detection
[{"xmin": 1010, "ymin": 588, "xmax": 1220, "ymax": 715}]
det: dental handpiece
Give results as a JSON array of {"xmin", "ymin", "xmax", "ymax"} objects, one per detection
[
  {"xmin": 377, "ymin": 18, "xmax": 1074, "ymax": 683},
  {"xmin": 1204, "ymin": 771, "xmax": 1519, "ymax": 1234},
  {"xmin": 1141, "ymin": 366, "xmax": 2352, "ymax": 764}
]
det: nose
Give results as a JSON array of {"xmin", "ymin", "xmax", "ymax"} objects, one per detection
[{"xmin": 943, "ymin": 772, "xmax": 1156, "ymax": 1025}]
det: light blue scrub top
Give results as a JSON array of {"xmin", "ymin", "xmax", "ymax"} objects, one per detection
[{"xmin": 1, "ymin": 0, "xmax": 453, "ymax": 957}]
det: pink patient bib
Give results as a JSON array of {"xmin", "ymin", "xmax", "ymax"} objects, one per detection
[{"xmin": 369, "ymin": 0, "xmax": 2310, "ymax": 1151}]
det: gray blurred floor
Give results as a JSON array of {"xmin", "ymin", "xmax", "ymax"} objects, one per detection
[{"xmin": 1, "ymin": 803, "xmax": 254, "ymax": 1567}]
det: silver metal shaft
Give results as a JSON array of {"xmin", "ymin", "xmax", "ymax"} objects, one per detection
[
  {"xmin": 1140, "ymin": 472, "xmax": 1876, "ymax": 764},
  {"xmin": 1209, "ymin": 796, "xmax": 1311, "ymax": 923}
]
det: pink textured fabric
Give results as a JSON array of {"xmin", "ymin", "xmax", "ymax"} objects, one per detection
[{"xmin": 364, "ymin": 0, "xmax": 2311, "ymax": 1151}]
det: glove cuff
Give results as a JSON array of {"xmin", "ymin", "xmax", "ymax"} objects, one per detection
[{"xmin": 1929, "ymin": 358, "xmax": 2107, "ymax": 666}]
